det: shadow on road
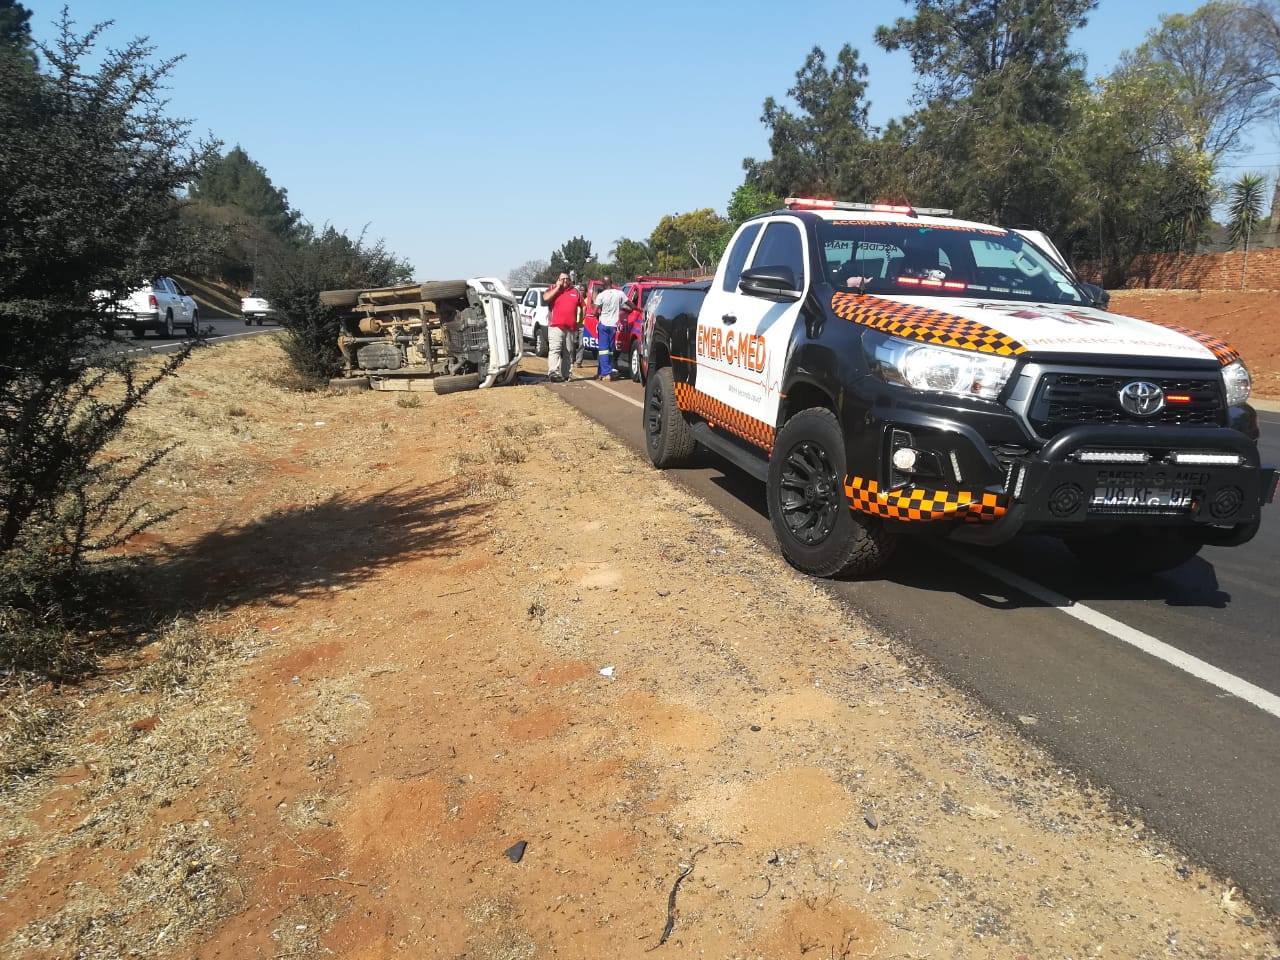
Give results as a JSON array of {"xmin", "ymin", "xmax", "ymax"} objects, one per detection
[{"xmin": 701, "ymin": 456, "xmax": 1231, "ymax": 611}]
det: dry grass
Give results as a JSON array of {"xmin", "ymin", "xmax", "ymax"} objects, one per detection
[
  {"xmin": 1, "ymin": 614, "xmax": 262, "ymax": 959},
  {"xmin": 395, "ymin": 393, "xmax": 423, "ymax": 409}
]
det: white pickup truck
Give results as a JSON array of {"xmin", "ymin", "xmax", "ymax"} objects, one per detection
[
  {"xmin": 517, "ymin": 284, "xmax": 550, "ymax": 356},
  {"xmin": 99, "ymin": 277, "xmax": 200, "ymax": 338},
  {"xmin": 240, "ymin": 294, "xmax": 276, "ymax": 325}
]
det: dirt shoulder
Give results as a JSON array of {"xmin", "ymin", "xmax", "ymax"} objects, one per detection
[
  {"xmin": 1, "ymin": 341, "xmax": 1274, "ymax": 959},
  {"xmin": 1111, "ymin": 290, "xmax": 1280, "ymax": 398}
]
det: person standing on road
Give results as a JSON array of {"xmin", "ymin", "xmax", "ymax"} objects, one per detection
[
  {"xmin": 592, "ymin": 277, "xmax": 627, "ymax": 381},
  {"xmin": 543, "ymin": 273, "xmax": 581, "ymax": 382}
]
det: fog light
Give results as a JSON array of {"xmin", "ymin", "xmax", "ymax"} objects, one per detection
[
  {"xmin": 1209, "ymin": 486, "xmax": 1243, "ymax": 519},
  {"xmin": 1049, "ymin": 483, "xmax": 1085, "ymax": 518},
  {"xmin": 892, "ymin": 447, "xmax": 919, "ymax": 472}
]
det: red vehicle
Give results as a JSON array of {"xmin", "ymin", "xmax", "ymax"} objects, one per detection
[{"xmin": 614, "ymin": 277, "xmax": 690, "ymax": 381}]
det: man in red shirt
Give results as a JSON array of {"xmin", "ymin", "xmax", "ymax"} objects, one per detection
[{"xmin": 542, "ymin": 272, "xmax": 581, "ymax": 382}]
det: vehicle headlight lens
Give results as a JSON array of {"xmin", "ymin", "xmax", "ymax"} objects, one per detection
[
  {"xmin": 867, "ymin": 332, "xmax": 1016, "ymax": 401},
  {"xmin": 1222, "ymin": 360, "xmax": 1251, "ymax": 406}
]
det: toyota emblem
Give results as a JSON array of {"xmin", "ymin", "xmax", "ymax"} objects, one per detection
[{"xmin": 1118, "ymin": 380, "xmax": 1165, "ymax": 416}]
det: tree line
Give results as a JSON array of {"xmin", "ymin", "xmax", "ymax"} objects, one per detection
[{"xmin": 515, "ymin": 0, "xmax": 1280, "ymax": 288}]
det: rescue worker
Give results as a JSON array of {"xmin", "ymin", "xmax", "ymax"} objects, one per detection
[
  {"xmin": 592, "ymin": 277, "xmax": 626, "ymax": 381},
  {"xmin": 542, "ymin": 272, "xmax": 581, "ymax": 382}
]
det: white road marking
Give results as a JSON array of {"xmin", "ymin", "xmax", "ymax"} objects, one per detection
[
  {"xmin": 578, "ymin": 379, "xmax": 1280, "ymax": 718},
  {"xmin": 585, "ymin": 378, "xmax": 644, "ymax": 409},
  {"xmin": 948, "ymin": 546, "xmax": 1280, "ymax": 719}
]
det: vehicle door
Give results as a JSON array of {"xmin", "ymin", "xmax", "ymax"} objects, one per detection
[
  {"xmin": 519, "ymin": 289, "xmax": 539, "ymax": 338},
  {"xmin": 693, "ymin": 219, "xmax": 804, "ymax": 431},
  {"xmin": 168, "ymin": 278, "xmax": 194, "ymax": 325}
]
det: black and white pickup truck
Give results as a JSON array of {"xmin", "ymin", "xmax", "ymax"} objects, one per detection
[{"xmin": 640, "ymin": 199, "xmax": 1276, "ymax": 579}]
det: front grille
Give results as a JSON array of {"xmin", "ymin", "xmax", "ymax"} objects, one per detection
[{"xmin": 1028, "ymin": 372, "xmax": 1224, "ymax": 438}]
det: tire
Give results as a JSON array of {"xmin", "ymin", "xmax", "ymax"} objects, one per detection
[
  {"xmin": 255, "ymin": 318, "xmax": 264, "ymax": 325},
  {"xmin": 186, "ymin": 311, "xmax": 199, "ymax": 336},
  {"xmin": 433, "ymin": 373, "xmax": 482, "ymax": 395},
  {"xmin": 533, "ymin": 326, "xmax": 549, "ymax": 358},
  {"xmin": 767, "ymin": 408, "xmax": 897, "ymax": 579},
  {"xmin": 244, "ymin": 318, "xmax": 252, "ymax": 326},
  {"xmin": 644, "ymin": 367, "xmax": 696, "ymax": 468},
  {"xmin": 1065, "ymin": 530, "xmax": 1203, "ymax": 577},
  {"xmin": 131, "ymin": 326, "xmax": 146, "ymax": 339},
  {"xmin": 418, "ymin": 280, "xmax": 470, "ymax": 303},
  {"xmin": 319, "ymin": 289, "xmax": 361, "ymax": 308},
  {"xmin": 630, "ymin": 344, "xmax": 642, "ymax": 382},
  {"xmin": 159, "ymin": 311, "xmax": 174, "ymax": 338}
]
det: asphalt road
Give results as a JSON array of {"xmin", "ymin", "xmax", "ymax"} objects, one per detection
[
  {"xmin": 99, "ymin": 316, "xmax": 280, "ymax": 356},
  {"xmin": 553, "ymin": 374, "xmax": 1280, "ymax": 914}
]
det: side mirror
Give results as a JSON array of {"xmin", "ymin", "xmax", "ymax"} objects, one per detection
[
  {"xmin": 1080, "ymin": 282, "xmax": 1110, "ymax": 310},
  {"xmin": 738, "ymin": 265, "xmax": 802, "ymax": 302}
]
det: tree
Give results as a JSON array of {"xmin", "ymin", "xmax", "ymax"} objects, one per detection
[
  {"xmin": 744, "ymin": 45, "xmax": 876, "ymax": 198},
  {"xmin": 0, "ymin": 0, "xmax": 33, "ymax": 60},
  {"xmin": 872, "ymin": 0, "xmax": 1096, "ymax": 232},
  {"xmin": 189, "ymin": 145, "xmax": 301, "ymax": 240},
  {"xmin": 262, "ymin": 227, "xmax": 413, "ymax": 387},
  {"xmin": 0, "ymin": 14, "xmax": 215, "ymax": 673},
  {"xmin": 1227, "ymin": 172, "xmax": 1267, "ymax": 287},
  {"xmin": 548, "ymin": 236, "xmax": 595, "ymax": 280},
  {"xmin": 1064, "ymin": 61, "xmax": 1216, "ymax": 281},
  {"xmin": 649, "ymin": 209, "xmax": 730, "ymax": 273},
  {"xmin": 609, "ymin": 238, "xmax": 654, "ymax": 281},
  {"xmin": 1126, "ymin": 2, "xmax": 1278, "ymax": 160},
  {"xmin": 727, "ymin": 182, "xmax": 782, "ymax": 224},
  {"xmin": 876, "ymin": 0, "xmax": 1098, "ymax": 100},
  {"xmin": 506, "ymin": 259, "xmax": 549, "ymax": 290}
]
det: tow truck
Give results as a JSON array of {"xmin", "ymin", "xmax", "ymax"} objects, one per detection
[{"xmin": 641, "ymin": 198, "xmax": 1275, "ymax": 579}]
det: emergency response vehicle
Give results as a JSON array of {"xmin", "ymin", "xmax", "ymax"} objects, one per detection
[{"xmin": 641, "ymin": 198, "xmax": 1275, "ymax": 579}]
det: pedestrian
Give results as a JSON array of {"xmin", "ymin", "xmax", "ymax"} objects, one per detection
[
  {"xmin": 542, "ymin": 272, "xmax": 581, "ymax": 382},
  {"xmin": 592, "ymin": 277, "xmax": 627, "ymax": 381}
]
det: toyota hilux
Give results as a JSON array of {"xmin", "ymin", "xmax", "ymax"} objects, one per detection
[{"xmin": 641, "ymin": 198, "xmax": 1275, "ymax": 579}]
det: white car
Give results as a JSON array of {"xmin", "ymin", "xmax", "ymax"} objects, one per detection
[
  {"xmin": 518, "ymin": 284, "xmax": 550, "ymax": 356},
  {"xmin": 241, "ymin": 295, "xmax": 276, "ymax": 325},
  {"xmin": 98, "ymin": 276, "xmax": 199, "ymax": 338}
]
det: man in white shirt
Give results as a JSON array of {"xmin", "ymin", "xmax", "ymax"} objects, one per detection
[{"xmin": 592, "ymin": 278, "xmax": 627, "ymax": 381}]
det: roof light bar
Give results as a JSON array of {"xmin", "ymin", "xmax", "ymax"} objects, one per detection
[{"xmin": 784, "ymin": 198, "xmax": 955, "ymax": 217}]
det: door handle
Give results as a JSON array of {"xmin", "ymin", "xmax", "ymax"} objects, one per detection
[{"xmin": 722, "ymin": 313, "xmax": 737, "ymax": 325}]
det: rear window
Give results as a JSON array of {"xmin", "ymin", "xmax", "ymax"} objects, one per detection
[{"xmin": 818, "ymin": 221, "xmax": 1084, "ymax": 305}]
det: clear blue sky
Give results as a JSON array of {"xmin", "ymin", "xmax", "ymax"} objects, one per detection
[{"xmin": 31, "ymin": 0, "xmax": 1280, "ymax": 279}]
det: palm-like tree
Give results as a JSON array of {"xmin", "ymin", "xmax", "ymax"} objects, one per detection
[{"xmin": 1227, "ymin": 173, "xmax": 1267, "ymax": 288}]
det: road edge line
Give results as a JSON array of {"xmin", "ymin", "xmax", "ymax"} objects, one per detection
[
  {"xmin": 948, "ymin": 546, "xmax": 1280, "ymax": 720},
  {"xmin": 585, "ymin": 379, "xmax": 644, "ymax": 409}
]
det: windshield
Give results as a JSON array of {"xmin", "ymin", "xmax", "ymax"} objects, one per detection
[{"xmin": 817, "ymin": 221, "xmax": 1086, "ymax": 305}]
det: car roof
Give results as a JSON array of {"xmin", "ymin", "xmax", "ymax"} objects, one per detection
[{"xmin": 763, "ymin": 207, "xmax": 1010, "ymax": 234}]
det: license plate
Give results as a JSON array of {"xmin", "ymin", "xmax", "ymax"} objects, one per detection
[{"xmin": 1091, "ymin": 485, "xmax": 1193, "ymax": 509}]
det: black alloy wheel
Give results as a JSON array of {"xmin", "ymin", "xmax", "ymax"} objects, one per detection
[{"xmin": 779, "ymin": 440, "xmax": 841, "ymax": 545}]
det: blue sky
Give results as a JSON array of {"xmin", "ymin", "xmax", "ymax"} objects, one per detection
[{"xmin": 32, "ymin": 0, "xmax": 1280, "ymax": 279}]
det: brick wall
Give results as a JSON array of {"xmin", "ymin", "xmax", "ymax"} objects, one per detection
[{"xmin": 1077, "ymin": 248, "xmax": 1280, "ymax": 290}]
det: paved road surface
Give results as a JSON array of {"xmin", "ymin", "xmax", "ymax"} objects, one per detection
[
  {"xmin": 553, "ymin": 374, "xmax": 1280, "ymax": 913},
  {"xmin": 100, "ymin": 316, "xmax": 280, "ymax": 356}
]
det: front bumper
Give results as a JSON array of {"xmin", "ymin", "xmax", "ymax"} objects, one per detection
[{"xmin": 956, "ymin": 425, "xmax": 1274, "ymax": 545}]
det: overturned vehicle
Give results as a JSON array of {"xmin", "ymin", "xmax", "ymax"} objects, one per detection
[{"xmin": 320, "ymin": 278, "xmax": 523, "ymax": 394}]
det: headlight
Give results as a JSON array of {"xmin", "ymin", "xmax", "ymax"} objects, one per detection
[
  {"xmin": 1222, "ymin": 360, "xmax": 1251, "ymax": 406},
  {"xmin": 866, "ymin": 331, "xmax": 1016, "ymax": 401}
]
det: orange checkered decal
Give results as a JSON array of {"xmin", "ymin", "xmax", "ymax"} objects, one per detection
[
  {"xmin": 830, "ymin": 220, "xmax": 1008, "ymax": 236},
  {"xmin": 1144, "ymin": 318, "xmax": 1241, "ymax": 367},
  {"xmin": 844, "ymin": 476, "xmax": 1008, "ymax": 524},
  {"xmin": 831, "ymin": 293, "xmax": 1026, "ymax": 357},
  {"xmin": 673, "ymin": 381, "xmax": 775, "ymax": 452}
]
